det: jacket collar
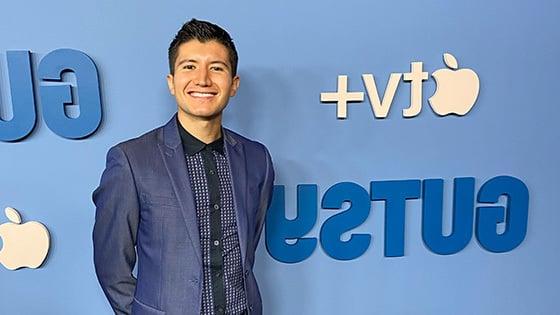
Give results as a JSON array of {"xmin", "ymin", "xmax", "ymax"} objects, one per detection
[{"xmin": 162, "ymin": 114, "xmax": 238, "ymax": 150}]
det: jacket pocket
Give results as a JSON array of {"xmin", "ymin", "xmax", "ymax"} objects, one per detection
[
  {"xmin": 132, "ymin": 297, "xmax": 165, "ymax": 315},
  {"xmin": 140, "ymin": 192, "xmax": 180, "ymax": 208}
]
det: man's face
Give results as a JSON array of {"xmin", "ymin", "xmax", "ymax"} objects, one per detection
[{"xmin": 167, "ymin": 40, "xmax": 239, "ymax": 122}]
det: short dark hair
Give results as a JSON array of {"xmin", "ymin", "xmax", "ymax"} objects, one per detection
[{"xmin": 168, "ymin": 19, "xmax": 238, "ymax": 76}]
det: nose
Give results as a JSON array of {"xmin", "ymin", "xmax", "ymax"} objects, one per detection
[{"xmin": 194, "ymin": 67, "xmax": 211, "ymax": 86}]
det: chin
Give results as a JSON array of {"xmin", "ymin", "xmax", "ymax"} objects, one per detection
[{"xmin": 179, "ymin": 110, "xmax": 222, "ymax": 121}]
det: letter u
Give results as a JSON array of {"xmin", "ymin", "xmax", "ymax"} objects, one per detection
[{"xmin": 0, "ymin": 51, "xmax": 36, "ymax": 142}]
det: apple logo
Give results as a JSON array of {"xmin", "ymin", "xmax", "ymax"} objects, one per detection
[
  {"xmin": 0, "ymin": 207, "xmax": 50, "ymax": 270},
  {"xmin": 428, "ymin": 53, "xmax": 480, "ymax": 116}
]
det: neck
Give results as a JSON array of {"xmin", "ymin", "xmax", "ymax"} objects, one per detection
[{"xmin": 177, "ymin": 112, "xmax": 222, "ymax": 144}]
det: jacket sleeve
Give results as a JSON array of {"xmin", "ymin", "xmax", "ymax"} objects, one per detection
[
  {"xmin": 92, "ymin": 145, "xmax": 139, "ymax": 315},
  {"xmin": 253, "ymin": 145, "xmax": 275, "ymax": 253}
]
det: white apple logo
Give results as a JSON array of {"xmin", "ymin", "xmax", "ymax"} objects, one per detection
[
  {"xmin": 428, "ymin": 53, "xmax": 480, "ymax": 116},
  {"xmin": 0, "ymin": 207, "xmax": 50, "ymax": 270}
]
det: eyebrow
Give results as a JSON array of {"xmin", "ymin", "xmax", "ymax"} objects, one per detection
[{"xmin": 175, "ymin": 59, "xmax": 231, "ymax": 70}]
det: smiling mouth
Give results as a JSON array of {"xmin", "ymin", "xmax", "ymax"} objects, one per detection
[{"xmin": 188, "ymin": 91, "xmax": 217, "ymax": 98}]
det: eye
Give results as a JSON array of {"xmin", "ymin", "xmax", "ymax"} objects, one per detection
[
  {"xmin": 211, "ymin": 66, "xmax": 224, "ymax": 72},
  {"xmin": 182, "ymin": 64, "xmax": 195, "ymax": 70}
]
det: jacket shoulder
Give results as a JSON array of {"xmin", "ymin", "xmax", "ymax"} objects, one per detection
[{"xmin": 111, "ymin": 125, "xmax": 164, "ymax": 154}]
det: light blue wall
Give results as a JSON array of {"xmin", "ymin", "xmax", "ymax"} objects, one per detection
[{"xmin": 0, "ymin": 0, "xmax": 558, "ymax": 314}]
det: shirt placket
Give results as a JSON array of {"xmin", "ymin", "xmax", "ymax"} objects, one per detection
[{"xmin": 201, "ymin": 148, "xmax": 226, "ymax": 315}]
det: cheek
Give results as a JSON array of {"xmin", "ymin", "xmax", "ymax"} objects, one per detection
[
  {"xmin": 173, "ymin": 76, "xmax": 190, "ymax": 92},
  {"xmin": 216, "ymin": 78, "xmax": 235, "ymax": 94}
]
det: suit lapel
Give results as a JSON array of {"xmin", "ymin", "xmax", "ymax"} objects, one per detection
[
  {"xmin": 224, "ymin": 129, "xmax": 249, "ymax": 266},
  {"xmin": 158, "ymin": 116, "xmax": 202, "ymax": 267}
]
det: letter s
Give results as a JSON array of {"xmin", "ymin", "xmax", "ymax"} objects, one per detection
[{"xmin": 320, "ymin": 182, "xmax": 371, "ymax": 260}]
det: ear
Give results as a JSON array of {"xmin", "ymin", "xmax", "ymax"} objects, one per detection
[
  {"xmin": 166, "ymin": 73, "xmax": 175, "ymax": 95},
  {"xmin": 229, "ymin": 75, "xmax": 240, "ymax": 97}
]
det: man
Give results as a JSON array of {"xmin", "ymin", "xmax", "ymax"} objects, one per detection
[{"xmin": 93, "ymin": 19, "xmax": 274, "ymax": 315}]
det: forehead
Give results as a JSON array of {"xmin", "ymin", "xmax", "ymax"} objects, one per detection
[{"xmin": 175, "ymin": 40, "xmax": 230, "ymax": 65}]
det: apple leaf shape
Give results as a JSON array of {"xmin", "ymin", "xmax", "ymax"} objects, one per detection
[
  {"xmin": 5, "ymin": 207, "xmax": 21, "ymax": 224},
  {"xmin": 443, "ymin": 53, "xmax": 458, "ymax": 70}
]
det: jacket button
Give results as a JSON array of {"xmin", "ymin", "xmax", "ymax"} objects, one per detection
[{"xmin": 245, "ymin": 269, "xmax": 249, "ymax": 276}]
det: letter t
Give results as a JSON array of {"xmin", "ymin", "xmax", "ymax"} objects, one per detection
[{"xmin": 402, "ymin": 62, "xmax": 428, "ymax": 117}]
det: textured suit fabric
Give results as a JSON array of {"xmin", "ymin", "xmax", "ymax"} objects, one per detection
[{"xmin": 92, "ymin": 116, "xmax": 274, "ymax": 315}]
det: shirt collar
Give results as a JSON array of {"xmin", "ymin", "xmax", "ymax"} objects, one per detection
[{"xmin": 177, "ymin": 117, "xmax": 225, "ymax": 156}]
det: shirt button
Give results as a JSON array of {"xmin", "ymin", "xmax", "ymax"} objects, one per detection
[
  {"xmin": 213, "ymin": 204, "xmax": 220, "ymax": 210},
  {"xmin": 214, "ymin": 240, "xmax": 220, "ymax": 246},
  {"xmin": 209, "ymin": 170, "xmax": 215, "ymax": 175}
]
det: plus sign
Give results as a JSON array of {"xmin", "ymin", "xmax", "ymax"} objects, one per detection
[{"xmin": 321, "ymin": 75, "xmax": 364, "ymax": 119}]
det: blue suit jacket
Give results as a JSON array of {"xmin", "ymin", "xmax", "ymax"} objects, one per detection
[{"xmin": 93, "ymin": 116, "xmax": 274, "ymax": 315}]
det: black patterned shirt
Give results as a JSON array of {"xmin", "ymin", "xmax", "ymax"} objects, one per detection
[{"xmin": 178, "ymin": 122, "xmax": 247, "ymax": 315}]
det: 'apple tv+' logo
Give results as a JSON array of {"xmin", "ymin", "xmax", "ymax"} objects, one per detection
[
  {"xmin": 266, "ymin": 53, "xmax": 528, "ymax": 263},
  {"xmin": 0, "ymin": 207, "xmax": 50, "ymax": 270},
  {"xmin": 320, "ymin": 53, "xmax": 480, "ymax": 119}
]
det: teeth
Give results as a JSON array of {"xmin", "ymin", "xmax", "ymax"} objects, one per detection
[{"xmin": 190, "ymin": 92, "xmax": 215, "ymax": 97}]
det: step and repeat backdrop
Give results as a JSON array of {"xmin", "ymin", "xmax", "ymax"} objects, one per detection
[{"xmin": 0, "ymin": 0, "xmax": 558, "ymax": 314}]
